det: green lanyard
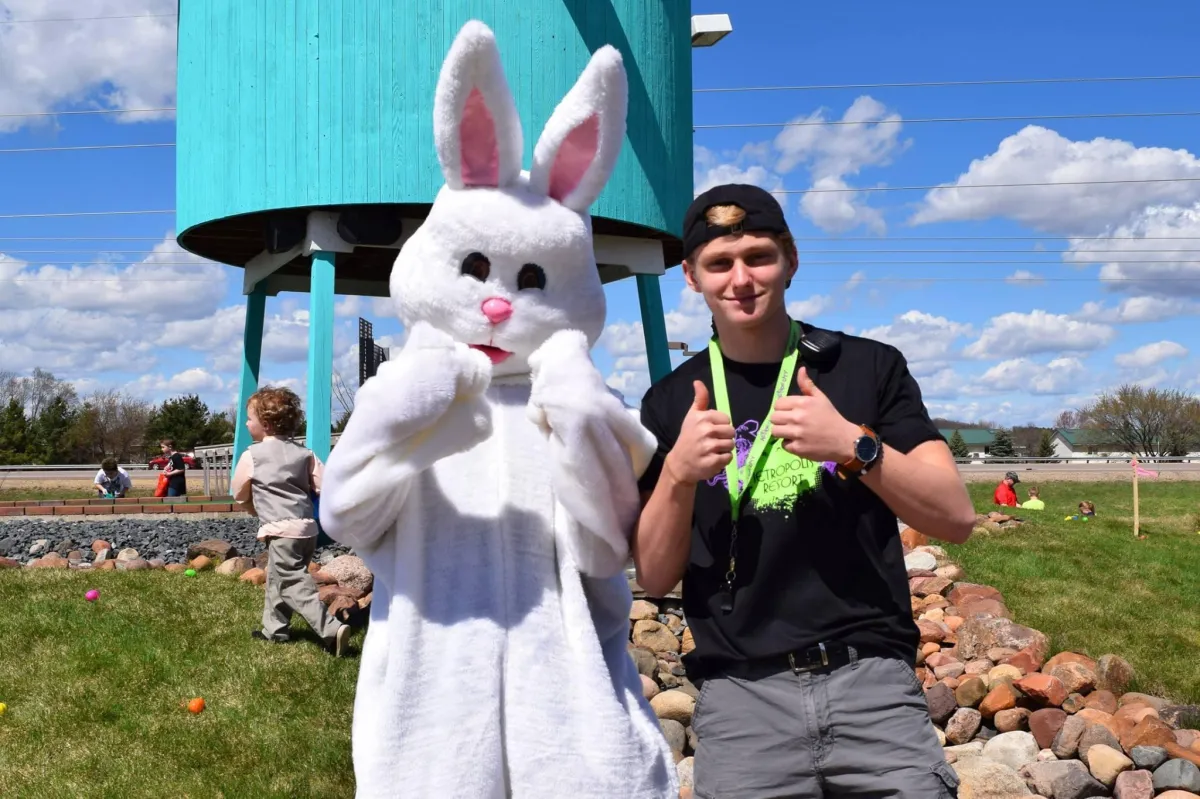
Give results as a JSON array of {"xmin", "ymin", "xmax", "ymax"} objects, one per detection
[{"xmin": 707, "ymin": 320, "xmax": 802, "ymax": 521}]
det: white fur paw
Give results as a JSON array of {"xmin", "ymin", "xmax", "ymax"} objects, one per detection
[
  {"xmin": 404, "ymin": 320, "xmax": 459, "ymax": 353},
  {"xmin": 528, "ymin": 329, "xmax": 591, "ymax": 376},
  {"xmin": 453, "ymin": 343, "xmax": 494, "ymax": 398}
]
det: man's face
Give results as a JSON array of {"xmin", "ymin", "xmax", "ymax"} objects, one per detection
[
  {"xmin": 684, "ymin": 232, "xmax": 797, "ymax": 330},
  {"xmin": 104, "ymin": 469, "xmax": 118, "ymax": 482}
]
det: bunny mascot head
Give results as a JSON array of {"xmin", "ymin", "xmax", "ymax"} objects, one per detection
[{"xmin": 390, "ymin": 19, "xmax": 627, "ymax": 378}]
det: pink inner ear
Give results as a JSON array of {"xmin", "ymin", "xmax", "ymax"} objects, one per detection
[
  {"xmin": 547, "ymin": 113, "xmax": 600, "ymax": 203},
  {"xmin": 460, "ymin": 87, "xmax": 499, "ymax": 187}
]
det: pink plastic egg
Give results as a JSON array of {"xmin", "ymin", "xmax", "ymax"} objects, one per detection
[{"xmin": 85, "ymin": 589, "xmax": 100, "ymax": 602}]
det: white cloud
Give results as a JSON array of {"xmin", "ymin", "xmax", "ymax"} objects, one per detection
[
  {"xmin": 0, "ymin": 0, "xmax": 177, "ymax": 132},
  {"xmin": 127, "ymin": 367, "xmax": 226, "ymax": 398},
  {"xmin": 1064, "ymin": 202, "xmax": 1200, "ymax": 297},
  {"xmin": 1075, "ymin": 295, "xmax": 1200, "ymax": 323},
  {"xmin": 1113, "ymin": 340, "xmax": 1188, "ymax": 369},
  {"xmin": 1006, "ymin": 270, "xmax": 1044, "ymax": 285},
  {"xmin": 786, "ymin": 294, "xmax": 834, "ymax": 320},
  {"xmin": 799, "ymin": 176, "xmax": 886, "ymax": 235},
  {"xmin": 859, "ymin": 310, "xmax": 972, "ymax": 365},
  {"xmin": 962, "ymin": 310, "xmax": 1115, "ymax": 359},
  {"xmin": 976, "ymin": 357, "xmax": 1088, "ymax": 395},
  {"xmin": 843, "ymin": 270, "xmax": 867, "ymax": 291},
  {"xmin": 774, "ymin": 96, "xmax": 907, "ymax": 234},
  {"xmin": 917, "ymin": 368, "xmax": 963, "ymax": 399},
  {"xmin": 693, "ymin": 144, "xmax": 787, "ymax": 208},
  {"xmin": 910, "ymin": 126, "xmax": 1200, "ymax": 233},
  {"xmin": 773, "ymin": 96, "xmax": 907, "ymax": 180}
]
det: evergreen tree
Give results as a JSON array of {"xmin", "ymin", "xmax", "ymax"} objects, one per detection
[
  {"xmin": 1035, "ymin": 429, "xmax": 1057, "ymax": 460},
  {"xmin": 28, "ymin": 396, "xmax": 77, "ymax": 463},
  {"xmin": 990, "ymin": 428, "xmax": 1016, "ymax": 458},
  {"xmin": 0, "ymin": 398, "xmax": 29, "ymax": 463},
  {"xmin": 947, "ymin": 430, "xmax": 970, "ymax": 459},
  {"xmin": 144, "ymin": 395, "xmax": 214, "ymax": 452}
]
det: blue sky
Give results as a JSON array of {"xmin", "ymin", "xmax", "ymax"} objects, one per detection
[{"xmin": 1, "ymin": 0, "xmax": 1197, "ymax": 427}]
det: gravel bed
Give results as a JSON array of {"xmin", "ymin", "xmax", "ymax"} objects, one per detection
[{"xmin": 0, "ymin": 518, "xmax": 351, "ymax": 565}]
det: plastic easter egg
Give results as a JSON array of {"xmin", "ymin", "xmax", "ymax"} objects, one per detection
[
  {"xmin": 0, "ymin": 702, "xmax": 7, "ymax": 716},
  {"xmin": 184, "ymin": 568, "xmax": 196, "ymax": 577},
  {"xmin": 85, "ymin": 589, "xmax": 100, "ymax": 602},
  {"xmin": 188, "ymin": 697, "xmax": 206, "ymax": 714}
]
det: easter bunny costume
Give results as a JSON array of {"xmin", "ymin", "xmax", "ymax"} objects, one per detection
[{"xmin": 319, "ymin": 20, "xmax": 678, "ymax": 799}]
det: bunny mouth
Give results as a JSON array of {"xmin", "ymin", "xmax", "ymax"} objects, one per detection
[{"xmin": 470, "ymin": 344, "xmax": 512, "ymax": 364}]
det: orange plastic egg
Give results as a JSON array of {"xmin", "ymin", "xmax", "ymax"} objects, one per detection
[{"xmin": 187, "ymin": 697, "xmax": 206, "ymax": 714}]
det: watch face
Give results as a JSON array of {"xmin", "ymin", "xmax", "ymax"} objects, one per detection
[{"xmin": 855, "ymin": 436, "xmax": 879, "ymax": 462}]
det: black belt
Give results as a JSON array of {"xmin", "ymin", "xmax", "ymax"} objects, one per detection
[{"xmin": 707, "ymin": 641, "xmax": 862, "ymax": 679}]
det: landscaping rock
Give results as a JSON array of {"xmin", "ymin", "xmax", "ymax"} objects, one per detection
[
  {"xmin": 981, "ymin": 683, "xmax": 1020, "ymax": 719},
  {"xmin": 677, "ymin": 757, "xmax": 694, "ymax": 790},
  {"xmin": 1154, "ymin": 760, "xmax": 1200, "ymax": 794},
  {"xmin": 29, "ymin": 538, "xmax": 48, "ymax": 555},
  {"xmin": 1029, "ymin": 708, "xmax": 1068, "ymax": 750},
  {"xmin": 90, "ymin": 539, "xmax": 110, "ymax": 554},
  {"xmin": 1083, "ymin": 690, "xmax": 1118, "ymax": 715},
  {"xmin": 989, "ymin": 665, "xmax": 1025, "ymax": 689},
  {"xmin": 320, "ymin": 554, "xmax": 373, "ymax": 594},
  {"xmin": 318, "ymin": 584, "xmax": 365, "ymax": 604},
  {"xmin": 983, "ymin": 731, "xmax": 1039, "ymax": 772},
  {"xmin": 904, "ymin": 550, "xmax": 937, "ymax": 572},
  {"xmin": 1131, "ymin": 746, "xmax": 1170, "ymax": 770},
  {"xmin": 947, "ymin": 708, "xmax": 983, "ymax": 745},
  {"xmin": 165, "ymin": 564, "xmax": 187, "ymax": 573},
  {"xmin": 1078, "ymin": 723, "xmax": 1122, "ymax": 766},
  {"xmin": 1119, "ymin": 693, "xmax": 1169, "ymax": 713},
  {"xmin": 240, "ymin": 567, "xmax": 267, "ymax": 586},
  {"xmin": 632, "ymin": 620, "xmax": 679, "ymax": 654},
  {"xmin": 1048, "ymin": 662, "xmax": 1096, "ymax": 696},
  {"xmin": 313, "ymin": 570, "xmax": 339, "ymax": 586},
  {"xmin": 952, "ymin": 756, "xmax": 1031, "ymax": 798},
  {"xmin": 1050, "ymin": 758, "xmax": 1107, "ymax": 799},
  {"xmin": 1096, "ymin": 655, "xmax": 1134, "ymax": 695},
  {"xmin": 1086, "ymin": 743, "xmax": 1133, "ymax": 787},
  {"xmin": 215, "ymin": 556, "xmax": 256, "ymax": 577},
  {"xmin": 640, "ymin": 674, "xmax": 658, "ymax": 701},
  {"xmin": 958, "ymin": 616, "xmax": 1049, "ymax": 662},
  {"xmin": 995, "ymin": 708, "xmax": 1032, "ymax": 733},
  {"xmin": 187, "ymin": 539, "xmax": 238, "ymax": 561},
  {"xmin": 630, "ymin": 600, "xmax": 659, "ymax": 620},
  {"xmin": 1052, "ymin": 714, "xmax": 1088, "ymax": 759},
  {"xmin": 0, "ymin": 556, "xmax": 19, "ymax": 569},
  {"xmin": 660, "ymin": 719, "xmax": 686, "ymax": 754},
  {"xmin": 956, "ymin": 676, "xmax": 988, "ymax": 708},
  {"xmin": 116, "ymin": 547, "xmax": 140, "ymax": 561},
  {"xmin": 189, "ymin": 555, "xmax": 213, "ymax": 571},
  {"xmin": 629, "ymin": 647, "xmax": 657, "ymax": 678},
  {"xmin": 926, "ymin": 681, "xmax": 958, "ymax": 725},
  {"xmin": 1113, "ymin": 769, "xmax": 1154, "ymax": 799},
  {"xmin": 1122, "ymin": 715, "xmax": 1176, "ymax": 753},
  {"xmin": 115, "ymin": 558, "xmax": 150, "ymax": 571},
  {"xmin": 1015, "ymin": 674, "xmax": 1068, "ymax": 708},
  {"xmin": 650, "ymin": 690, "xmax": 695, "ymax": 726}
]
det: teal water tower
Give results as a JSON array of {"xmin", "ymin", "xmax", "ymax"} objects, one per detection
[{"xmin": 175, "ymin": 0, "xmax": 714, "ymax": 469}]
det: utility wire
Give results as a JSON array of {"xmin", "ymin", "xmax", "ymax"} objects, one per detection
[
  {"xmin": 7, "ymin": 235, "xmax": 1200, "ymax": 243},
  {"xmin": 0, "ymin": 210, "xmax": 174, "ymax": 220},
  {"xmin": 13, "ymin": 248, "xmax": 1200, "ymax": 256},
  {"xmin": 0, "ymin": 143, "xmax": 174, "ymax": 155},
  {"xmin": 7, "ymin": 259, "xmax": 1200, "ymax": 268},
  {"xmin": 8, "ymin": 276, "xmax": 1192, "ymax": 285},
  {"xmin": 694, "ymin": 75, "xmax": 1200, "ymax": 93},
  {"xmin": 777, "ymin": 176, "xmax": 1200, "ymax": 194},
  {"xmin": 0, "ymin": 107, "xmax": 175, "ymax": 120},
  {"xmin": 696, "ymin": 110, "xmax": 1200, "ymax": 130}
]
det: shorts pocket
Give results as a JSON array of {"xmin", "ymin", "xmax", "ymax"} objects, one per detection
[
  {"xmin": 886, "ymin": 656, "xmax": 925, "ymax": 695},
  {"xmin": 931, "ymin": 761, "xmax": 959, "ymax": 798},
  {"xmin": 690, "ymin": 676, "xmax": 714, "ymax": 737}
]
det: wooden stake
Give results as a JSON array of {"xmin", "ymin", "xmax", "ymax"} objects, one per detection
[{"xmin": 1132, "ymin": 458, "xmax": 1140, "ymax": 538}]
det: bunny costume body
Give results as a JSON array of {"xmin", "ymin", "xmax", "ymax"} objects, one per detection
[{"xmin": 320, "ymin": 21, "xmax": 678, "ymax": 799}]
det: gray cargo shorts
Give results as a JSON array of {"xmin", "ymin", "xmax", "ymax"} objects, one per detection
[{"xmin": 691, "ymin": 649, "xmax": 958, "ymax": 798}]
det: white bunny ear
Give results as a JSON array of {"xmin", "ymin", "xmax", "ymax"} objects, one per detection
[
  {"xmin": 433, "ymin": 20, "xmax": 523, "ymax": 189},
  {"xmin": 528, "ymin": 45, "xmax": 628, "ymax": 213}
]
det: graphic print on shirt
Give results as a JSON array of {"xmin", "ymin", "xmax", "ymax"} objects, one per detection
[{"xmin": 707, "ymin": 418, "xmax": 823, "ymax": 513}]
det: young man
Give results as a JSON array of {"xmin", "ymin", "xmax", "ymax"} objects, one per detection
[
  {"xmin": 160, "ymin": 440, "xmax": 187, "ymax": 497},
  {"xmin": 635, "ymin": 184, "xmax": 976, "ymax": 798},
  {"xmin": 993, "ymin": 471, "xmax": 1020, "ymax": 507},
  {"xmin": 93, "ymin": 457, "xmax": 132, "ymax": 498}
]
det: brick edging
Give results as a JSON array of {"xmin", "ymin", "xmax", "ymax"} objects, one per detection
[{"xmin": 0, "ymin": 497, "xmax": 243, "ymax": 517}]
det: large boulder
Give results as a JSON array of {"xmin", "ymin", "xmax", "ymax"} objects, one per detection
[
  {"xmin": 957, "ymin": 617, "xmax": 1049, "ymax": 662},
  {"xmin": 952, "ymin": 756, "xmax": 1031, "ymax": 798},
  {"xmin": 320, "ymin": 554, "xmax": 373, "ymax": 594}
]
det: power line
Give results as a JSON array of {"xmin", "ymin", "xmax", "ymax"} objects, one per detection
[
  {"xmin": 6, "ymin": 275, "xmax": 1198, "ymax": 285},
  {"xmin": 0, "ymin": 143, "xmax": 174, "ymax": 155},
  {"xmin": 0, "ymin": 13, "xmax": 176, "ymax": 25},
  {"xmin": 778, "ymin": 176, "xmax": 1200, "ymax": 194},
  {"xmin": 0, "ymin": 210, "xmax": 173, "ymax": 220},
  {"xmin": 696, "ymin": 110, "xmax": 1200, "ymax": 130},
  {"xmin": 693, "ymin": 75, "xmax": 1200, "ymax": 94},
  {"xmin": 0, "ymin": 107, "xmax": 175, "ymax": 120},
  {"xmin": 7, "ymin": 234, "xmax": 1200, "ymax": 243}
]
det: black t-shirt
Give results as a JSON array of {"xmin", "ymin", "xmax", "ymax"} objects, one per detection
[
  {"xmin": 167, "ymin": 453, "xmax": 187, "ymax": 492},
  {"xmin": 637, "ymin": 322, "xmax": 944, "ymax": 674}
]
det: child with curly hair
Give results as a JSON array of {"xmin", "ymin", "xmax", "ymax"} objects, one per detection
[{"xmin": 232, "ymin": 386, "xmax": 349, "ymax": 656}]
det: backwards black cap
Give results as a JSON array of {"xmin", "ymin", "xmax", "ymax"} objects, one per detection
[{"xmin": 682, "ymin": 183, "xmax": 790, "ymax": 259}]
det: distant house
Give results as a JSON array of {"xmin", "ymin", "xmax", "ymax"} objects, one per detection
[
  {"xmin": 939, "ymin": 428, "xmax": 994, "ymax": 458},
  {"xmin": 1052, "ymin": 428, "xmax": 1200, "ymax": 459}
]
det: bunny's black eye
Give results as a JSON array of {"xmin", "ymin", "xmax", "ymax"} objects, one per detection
[
  {"xmin": 517, "ymin": 263, "xmax": 546, "ymax": 291},
  {"xmin": 461, "ymin": 252, "xmax": 490, "ymax": 282}
]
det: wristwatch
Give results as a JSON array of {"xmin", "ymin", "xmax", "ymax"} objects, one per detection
[{"xmin": 838, "ymin": 425, "xmax": 882, "ymax": 478}]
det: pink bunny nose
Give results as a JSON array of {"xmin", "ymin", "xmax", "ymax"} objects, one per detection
[{"xmin": 481, "ymin": 297, "xmax": 513, "ymax": 325}]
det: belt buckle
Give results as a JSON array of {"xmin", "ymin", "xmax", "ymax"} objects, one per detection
[{"xmin": 788, "ymin": 643, "xmax": 830, "ymax": 674}]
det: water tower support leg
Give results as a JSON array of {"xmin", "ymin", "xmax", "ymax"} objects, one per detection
[
  {"xmin": 306, "ymin": 251, "xmax": 336, "ymax": 463},
  {"xmin": 230, "ymin": 287, "xmax": 266, "ymax": 483},
  {"xmin": 636, "ymin": 273, "xmax": 672, "ymax": 384}
]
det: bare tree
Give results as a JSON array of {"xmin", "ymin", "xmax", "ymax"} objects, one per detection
[
  {"xmin": 332, "ymin": 371, "xmax": 355, "ymax": 431},
  {"xmin": 1055, "ymin": 409, "xmax": 1081, "ymax": 429},
  {"xmin": 1080, "ymin": 384, "xmax": 1200, "ymax": 458},
  {"xmin": 76, "ymin": 389, "xmax": 152, "ymax": 461},
  {"xmin": 0, "ymin": 371, "xmax": 28, "ymax": 409}
]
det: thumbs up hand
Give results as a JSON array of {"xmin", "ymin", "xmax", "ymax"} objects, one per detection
[
  {"xmin": 769, "ymin": 367, "xmax": 860, "ymax": 463},
  {"xmin": 663, "ymin": 380, "xmax": 737, "ymax": 484}
]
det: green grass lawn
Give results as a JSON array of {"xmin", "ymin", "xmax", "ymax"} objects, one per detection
[
  {"xmin": 0, "ymin": 570, "xmax": 361, "ymax": 798},
  {"xmin": 0, "ymin": 486, "xmax": 208, "ymax": 503},
  {"xmin": 948, "ymin": 480, "xmax": 1200, "ymax": 705}
]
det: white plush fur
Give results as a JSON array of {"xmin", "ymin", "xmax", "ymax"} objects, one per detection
[{"xmin": 320, "ymin": 20, "xmax": 676, "ymax": 799}]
